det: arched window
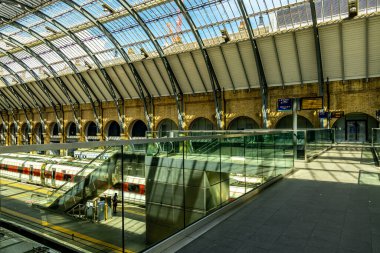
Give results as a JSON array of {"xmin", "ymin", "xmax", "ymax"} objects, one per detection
[
  {"xmin": 275, "ymin": 115, "xmax": 313, "ymax": 129},
  {"xmin": 21, "ymin": 123, "xmax": 30, "ymax": 145},
  {"xmin": 131, "ymin": 120, "xmax": 147, "ymax": 138},
  {"xmin": 228, "ymin": 116, "xmax": 259, "ymax": 130},
  {"xmin": 0, "ymin": 124, "xmax": 5, "ymax": 145},
  {"xmin": 34, "ymin": 123, "xmax": 44, "ymax": 145},
  {"xmin": 157, "ymin": 119, "xmax": 177, "ymax": 137},
  {"xmin": 10, "ymin": 123, "xmax": 17, "ymax": 145},
  {"xmin": 67, "ymin": 122, "xmax": 77, "ymax": 137},
  {"xmin": 86, "ymin": 122, "xmax": 98, "ymax": 141},
  {"xmin": 332, "ymin": 112, "xmax": 378, "ymax": 142},
  {"xmin": 189, "ymin": 117, "xmax": 215, "ymax": 131},
  {"xmin": 107, "ymin": 121, "xmax": 121, "ymax": 140}
]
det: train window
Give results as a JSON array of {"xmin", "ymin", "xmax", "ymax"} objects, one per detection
[
  {"xmin": 63, "ymin": 174, "xmax": 72, "ymax": 182},
  {"xmin": 128, "ymin": 183, "xmax": 139, "ymax": 193}
]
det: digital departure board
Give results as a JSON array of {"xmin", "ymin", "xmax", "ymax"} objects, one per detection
[
  {"xmin": 300, "ymin": 97, "xmax": 323, "ymax": 110},
  {"xmin": 277, "ymin": 98, "xmax": 292, "ymax": 111}
]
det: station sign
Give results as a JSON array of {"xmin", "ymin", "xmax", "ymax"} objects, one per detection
[
  {"xmin": 318, "ymin": 112, "xmax": 329, "ymax": 118},
  {"xmin": 277, "ymin": 98, "xmax": 292, "ymax": 111},
  {"xmin": 300, "ymin": 97, "xmax": 323, "ymax": 110},
  {"xmin": 331, "ymin": 111, "xmax": 344, "ymax": 118}
]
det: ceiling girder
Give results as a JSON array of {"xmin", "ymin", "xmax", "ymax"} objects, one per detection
[
  {"xmin": 237, "ymin": 0, "xmax": 269, "ymax": 128},
  {"xmin": 0, "ymin": 47, "xmax": 63, "ymax": 129},
  {"xmin": 173, "ymin": 0, "xmax": 223, "ymax": 129}
]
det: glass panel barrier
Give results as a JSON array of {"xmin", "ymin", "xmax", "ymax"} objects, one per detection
[
  {"xmin": 373, "ymin": 128, "xmax": 380, "ymax": 163},
  {"xmin": 0, "ymin": 131, "xmax": 295, "ymax": 252},
  {"xmin": 305, "ymin": 129, "xmax": 335, "ymax": 159}
]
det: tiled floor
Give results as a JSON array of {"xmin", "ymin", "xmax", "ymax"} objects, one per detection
[{"xmin": 177, "ymin": 144, "xmax": 380, "ymax": 253}]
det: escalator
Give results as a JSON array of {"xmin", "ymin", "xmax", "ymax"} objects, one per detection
[{"xmin": 47, "ymin": 148, "xmax": 122, "ymax": 212}]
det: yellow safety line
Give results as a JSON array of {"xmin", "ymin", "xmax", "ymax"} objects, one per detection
[
  {"xmin": 0, "ymin": 178, "xmax": 52, "ymax": 195},
  {"xmin": 1, "ymin": 207, "xmax": 132, "ymax": 253}
]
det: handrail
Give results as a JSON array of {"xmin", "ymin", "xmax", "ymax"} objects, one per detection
[
  {"xmin": 0, "ymin": 132, "xmax": 295, "ymax": 154},
  {"xmin": 47, "ymin": 147, "xmax": 112, "ymax": 199}
]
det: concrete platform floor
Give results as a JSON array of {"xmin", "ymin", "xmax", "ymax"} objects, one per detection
[
  {"xmin": 0, "ymin": 178, "xmax": 147, "ymax": 252},
  {"xmin": 177, "ymin": 144, "xmax": 380, "ymax": 253}
]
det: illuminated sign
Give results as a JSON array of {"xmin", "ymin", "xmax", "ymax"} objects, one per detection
[
  {"xmin": 277, "ymin": 98, "xmax": 292, "ymax": 111},
  {"xmin": 331, "ymin": 111, "xmax": 344, "ymax": 118},
  {"xmin": 300, "ymin": 97, "xmax": 323, "ymax": 110}
]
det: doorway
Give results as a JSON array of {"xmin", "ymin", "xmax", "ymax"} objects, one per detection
[{"xmin": 346, "ymin": 120, "xmax": 366, "ymax": 142}]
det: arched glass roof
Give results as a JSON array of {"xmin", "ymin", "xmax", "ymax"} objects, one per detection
[{"xmin": 0, "ymin": 0, "xmax": 378, "ymax": 94}]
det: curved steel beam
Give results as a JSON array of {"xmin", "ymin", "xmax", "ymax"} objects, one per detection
[
  {"xmin": 62, "ymin": 0, "xmax": 161, "ymax": 132},
  {"xmin": 173, "ymin": 0, "xmax": 223, "ymax": 129},
  {"xmin": 116, "ymin": 0, "xmax": 186, "ymax": 129},
  {"xmin": 0, "ymin": 62, "xmax": 44, "ymax": 131},
  {"xmin": 237, "ymin": 0, "xmax": 269, "ymax": 128},
  {"xmin": 0, "ymin": 47, "xmax": 63, "ymax": 130},
  {"xmin": 2, "ymin": 1, "xmax": 108, "ymax": 133},
  {"xmin": 309, "ymin": 0, "xmax": 325, "ymax": 127},
  {"xmin": 0, "ymin": 76, "xmax": 30, "ymax": 131},
  {"xmin": 0, "ymin": 19, "xmax": 100, "ymax": 134}
]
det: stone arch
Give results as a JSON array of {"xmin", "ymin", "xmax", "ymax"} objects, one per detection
[
  {"xmin": 34, "ymin": 123, "xmax": 44, "ymax": 145},
  {"xmin": 66, "ymin": 122, "xmax": 77, "ymax": 137},
  {"xmin": 275, "ymin": 115, "xmax": 314, "ymax": 129},
  {"xmin": 9, "ymin": 123, "xmax": 17, "ymax": 145},
  {"xmin": 105, "ymin": 120, "xmax": 121, "ymax": 140},
  {"xmin": 0, "ymin": 124, "xmax": 5, "ymax": 145},
  {"xmin": 156, "ymin": 118, "xmax": 177, "ymax": 137},
  {"xmin": 20, "ymin": 123, "xmax": 30, "ymax": 145},
  {"xmin": 228, "ymin": 116, "xmax": 259, "ymax": 130},
  {"xmin": 332, "ymin": 112, "xmax": 378, "ymax": 142},
  {"xmin": 130, "ymin": 120, "xmax": 147, "ymax": 138},
  {"xmin": 189, "ymin": 117, "xmax": 216, "ymax": 131},
  {"xmin": 84, "ymin": 121, "xmax": 98, "ymax": 141}
]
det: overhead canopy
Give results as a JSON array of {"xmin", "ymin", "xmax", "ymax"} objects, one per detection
[{"xmin": 0, "ymin": 0, "xmax": 379, "ymax": 110}]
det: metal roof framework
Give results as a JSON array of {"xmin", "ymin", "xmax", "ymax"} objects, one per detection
[{"xmin": 0, "ymin": 0, "xmax": 378, "ymax": 130}]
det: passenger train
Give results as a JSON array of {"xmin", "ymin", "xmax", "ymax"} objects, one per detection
[{"xmin": 0, "ymin": 152, "xmax": 146, "ymax": 205}]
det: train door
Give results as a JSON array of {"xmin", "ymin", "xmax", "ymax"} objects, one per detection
[
  {"xmin": 52, "ymin": 168, "xmax": 56, "ymax": 187},
  {"xmin": 41, "ymin": 164, "xmax": 45, "ymax": 185},
  {"xmin": 29, "ymin": 165, "xmax": 33, "ymax": 182}
]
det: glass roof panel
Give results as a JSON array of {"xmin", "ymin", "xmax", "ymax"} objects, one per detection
[
  {"xmin": 75, "ymin": 27, "xmax": 115, "ymax": 54},
  {"xmin": 51, "ymin": 36, "xmax": 88, "ymax": 60},
  {"xmin": 0, "ymin": 25, "xmax": 21, "ymax": 36},
  {"xmin": 54, "ymin": 7, "xmax": 89, "ymax": 29},
  {"xmin": 31, "ymin": 44, "xmax": 64, "ymax": 64},
  {"xmin": 75, "ymin": 0, "xmax": 125, "ymax": 19},
  {"xmin": 17, "ymin": 14, "xmax": 45, "ymax": 28},
  {"xmin": 11, "ymin": 31, "xmax": 39, "ymax": 44}
]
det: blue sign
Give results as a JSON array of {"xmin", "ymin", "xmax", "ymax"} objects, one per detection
[
  {"xmin": 319, "ymin": 112, "xmax": 329, "ymax": 118},
  {"xmin": 277, "ymin": 98, "xmax": 292, "ymax": 111}
]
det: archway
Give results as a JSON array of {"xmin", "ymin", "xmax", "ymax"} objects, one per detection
[
  {"xmin": 67, "ymin": 122, "xmax": 77, "ymax": 137},
  {"xmin": 34, "ymin": 123, "xmax": 44, "ymax": 145},
  {"xmin": 9, "ymin": 123, "xmax": 17, "ymax": 145},
  {"xmin": 275, "ymin": 115, "xmax": 313, "ymax": 129},
  {"xmin": 189, "ymin": 117, "xmax": 215, "ymax": 131},
  {"xmin": 66, "ymin": 122, "xmax": 78, "ymax": 156},
  {"xmin": 50, "ymin": 122, "xmax": 60, "ymax": 144},
  {"xmin": 85, "ymin": 121, "xmax": 98, "ymax": 141},
  {"xmin": 21, "ymin": 123, "xmax": 30, "ymax": 145},
  {"xmin": 332, "ymin": 112, "xmax": 378, "ymax": 142},
  {"xmin": 157, "ymin": 118, "xmax": 177, "ymax": 137},
  {"xmin": 131, "ymin": 120, "xmax": 147, "ymax": 138},
  {"xmin": 106, "ymin": 121, "xmax": 121, "ymax": 140},
  {"xmin": 0, "ymin": 124, "xmax": 6, "ymax": 145},
  {"xmin": 228, "ymin": 116, "xmax": 259, "ymax": 130}
]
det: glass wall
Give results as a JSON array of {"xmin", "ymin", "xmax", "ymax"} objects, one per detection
[{"xmin": 0, "ymin": 132, "xmax": 294, "ymax": 252}]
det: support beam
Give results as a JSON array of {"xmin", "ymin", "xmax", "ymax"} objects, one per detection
[
  {"xmin": 0, "ymin": 64, "xmax": 43, "ymax": 131},
  {"xmin": 0, "ymin": 89, "xmax": 17, "ymax": 126},
  {"xmin": 309, "ymin": 0, "xmax": 325, "ymax": 96},
  {"xmin": 272, "ymin": 36, "xmax": 285, "ymax": 88},
  {"xmin": 173, "ymin": 0, "xmax": 223, "ymax": 129},
  {"xmin": 339, "ymin": 22, "xmax": 345, "ymax": 81},
  {"xmin": 309, "ymin": 0, "xmax": 325, "ymax": 128},
  {"xmin": 0, "ymin": 77, "xmax": 31, "ymax": 130},
  {"xmin": 365, "ymin": 18, "xmax": 369, "ymax": 82},
  {"xmin": 237, "ymin": 0, "xmax": 269, "ymax": 128},
  {"xmin": 0, "ymin": 49, "xmax": 63, "ymax": 130},
  {"xmin": 292, "ymin": 32, "xmax": 304, "ymax": 86}
]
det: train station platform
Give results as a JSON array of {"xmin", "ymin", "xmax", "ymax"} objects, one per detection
[
  {"xmin": 0, "ymin": 177, "xmax": 146, "ymax": 253},
  {"xmin": 175, "ymin": 144, "xmax": 380, "ymax": 253}
]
